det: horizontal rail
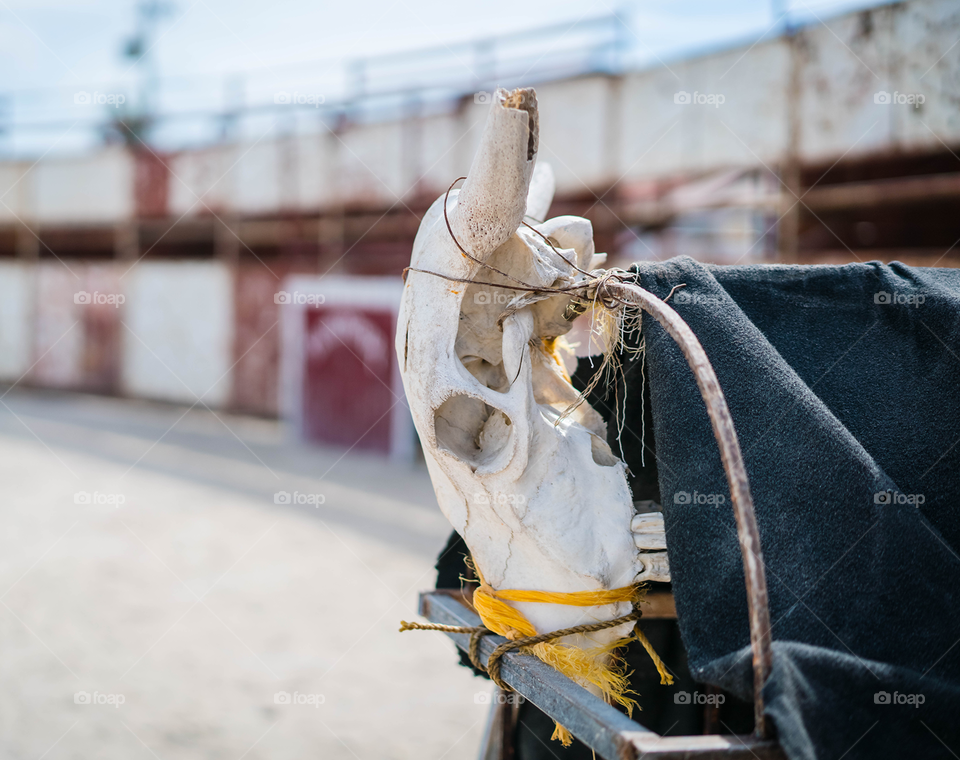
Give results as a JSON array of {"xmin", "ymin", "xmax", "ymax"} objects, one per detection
[
  {"xmin": 803, "ymin": 172, "xmax": 960, "ymax": 210},
  {"xmin": 418, "ymin": 591, "xmax": 785, "ymax": 760}
]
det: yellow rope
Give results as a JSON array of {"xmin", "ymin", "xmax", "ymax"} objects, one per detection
[
  {"xmin": 634, "ymin": 627, "xmax": 674, "ymax": 686},
  {"xmin": 471, "ymin": 569, "xmax": 674, "ymax": 747},
  {"xmin": 492, "ymin": 585, "xmax": 646, "ymax": 608}
]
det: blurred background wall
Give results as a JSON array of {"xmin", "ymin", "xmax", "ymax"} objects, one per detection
[{"xmin": 1, "ymin": 0, "xmax": 958, "ymax": 452}]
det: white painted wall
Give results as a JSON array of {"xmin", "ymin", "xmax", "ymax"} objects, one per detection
[
  {"xmin": 32, "ymin": 263, "xmax": 84, "ymax": 388},
  {"xmin": 167, "ymin": 144, "xmax": 236, "ymax": 217},
  {"xmin": 296, "ymin": 132, "xmax": 339, "ymax": 211},
  {"xmin": 798, "ymin": 0, "xmax": 960, "ymax": 161},
  {"xmin": 537, "ymin": 76, "xmax": 613, "ymax": 192},
  {"xmin": 416, "ymin": 110, "xmax": 474, "ymax": 197},
  {"xmin": 0, "ymin": 261, "xmax": 35, "ymax": 381},
  {"xmin": 234, "ymin": 139, "xmax": 283, "ymax": 216},
  {"xmin": 33, "ymin": 147, "xmax": 134, "ymax": 225},
  {"xmin": 0, "ymin": 163, "xmax": 30, "ymax": 225},
  {"xmin": 122, "ymin": 261, "xmax": 234, "ymax": 406},
  {"xmin": 337, "ymin": 120, "xmax": 406, "ymax": 204}
]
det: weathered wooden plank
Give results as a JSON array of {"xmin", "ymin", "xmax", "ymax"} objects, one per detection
[
  {"xmin": 803, "ymin": 172, "xmax": 960, "ymax": 210},
  {"xmin": 643, "ymin": 591, "xmax": 677, "ymax": 619},
  {"xmin": 627, "ymin": 733, "xmax": 787, "ymax": 760},
  {"xmin": 418, "ymin": 592, "xmax": 786, "ymax": 760}
]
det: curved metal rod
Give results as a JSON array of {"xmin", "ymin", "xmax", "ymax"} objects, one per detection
[{"xmin": 604, "ymin": 280, "xmax": 773, "ymax": 738}]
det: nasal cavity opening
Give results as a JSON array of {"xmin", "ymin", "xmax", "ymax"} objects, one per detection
[{"xmin": 434, "ymin": 394, "xmax": 512, "ymax": 468}]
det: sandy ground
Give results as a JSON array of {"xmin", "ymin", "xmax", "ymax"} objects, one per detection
[{"xmin": 0, "ymin": 387, "xmax": 490, "ymax": 760}]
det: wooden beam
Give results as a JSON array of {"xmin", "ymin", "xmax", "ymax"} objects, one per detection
[
  {"xmin": 643, "ymin": 591, "xmax": 677, "ymax": 619},
  {"xmin": 803, "ymin": 172, "xmax": 960, "ymax": 210}
]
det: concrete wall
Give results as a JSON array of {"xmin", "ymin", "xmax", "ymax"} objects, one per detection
[
  {"xmin": 122, "ymin": 261, "xmax": 234, "ymax": 406},
  {"xmin": 167, "ymin": 145, "xmax": 235, "ymax": 217},
  {"xmin": 618, "ymin": 39, "xmax": 791, "ymax": 181},
  {"xmin": 0, "ymin": 163, "xmax": 31, "ymax": 224},
  {"xmin": 798, "ymin": 0, "xmax": 960, "ymax": 161},
  {"xmin": 33, "ymin": 264, "xmax": 85, "ymax": 388},
  {"xmin": 537, "ymin": 75, "xmax": 617, "ymax": 191},
  {"xmin": 0, "ymin": 263, "xmax": 126, "ymax": 390},
  {"xmin": 33, "ymin": 148, "xmax": 135, "ymax": 225},
  {"xmin": 0, "ymin": 261, "xmax": 35, "ymax": 380},
  {"xmin": 0, "ymin": 261, "xmax": 235, "ymax": 404}
]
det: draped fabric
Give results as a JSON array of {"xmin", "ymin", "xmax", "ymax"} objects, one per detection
[{"xmin": 627, "ymin": 258, "xmax": 960, "ymax": 760}]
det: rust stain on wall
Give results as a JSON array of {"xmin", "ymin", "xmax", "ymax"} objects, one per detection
[{"xmin": 134, "ymin": 149, "xmax": 170, "ymax": 218}]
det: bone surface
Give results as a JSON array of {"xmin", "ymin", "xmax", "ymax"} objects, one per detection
[{"xmin": 396, "ymin": 87, "xmax": 668, "ymax": 653}]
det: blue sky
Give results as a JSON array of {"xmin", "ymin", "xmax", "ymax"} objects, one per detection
[
  {"xmin": 2, "ymin": 0, "xmax": 891, "ymax": 87},
  {"xmin": 0, "ymin": 0, "xmax": 889, "ymax": 154}
]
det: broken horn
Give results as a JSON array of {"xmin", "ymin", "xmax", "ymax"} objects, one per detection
[{"xmin": 451, "ymin": 88, "xmax": 540, "ymax": 261}]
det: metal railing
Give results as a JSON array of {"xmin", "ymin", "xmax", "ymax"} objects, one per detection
[{"xmin": 0, "ymin": 13, "xmax": 629, "ymax": 157}]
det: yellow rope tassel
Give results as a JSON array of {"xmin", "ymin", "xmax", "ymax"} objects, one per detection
[
  {"xmin": 551, "ymin": 723, "xmax": 575, "ymax": 746},
  {"xmin": 471, "ymin": 569, "xmax": 673, "ymax": 746},
  {"xmin": 634, "ymin": 626, "xmax": 675, "ymax": 686}
]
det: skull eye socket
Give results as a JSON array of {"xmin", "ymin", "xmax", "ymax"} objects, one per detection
[
  {"xmin": 434, "ymin": 394, "xmax": 512, "ymax": 470},
  {"xmin": 460, "ymin": 355, "xmax": 510, "ymax": 393}
]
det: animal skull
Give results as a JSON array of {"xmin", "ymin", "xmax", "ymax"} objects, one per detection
[{"xmin": 397, "ymin": 87, "xmax": 668, "ymax": 651}]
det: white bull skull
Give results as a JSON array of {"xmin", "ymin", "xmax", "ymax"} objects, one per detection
[{"xmin": 397, "ymin": 87, "xmax": 668, "ymax": 650}]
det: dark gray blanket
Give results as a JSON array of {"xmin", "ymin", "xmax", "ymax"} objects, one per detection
[{"xmin": 627, "ymin": 258, "xmax": 960, "ymax": 760}]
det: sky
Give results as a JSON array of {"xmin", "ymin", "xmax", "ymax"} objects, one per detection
[{"xmin": 0, "ymin": 0, "xmax": 890, "ymax": 154}]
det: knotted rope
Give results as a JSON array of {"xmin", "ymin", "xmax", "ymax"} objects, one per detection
[{"xmin": 400, "ymin": 574, "xmax": 673, "ymax": 747}]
